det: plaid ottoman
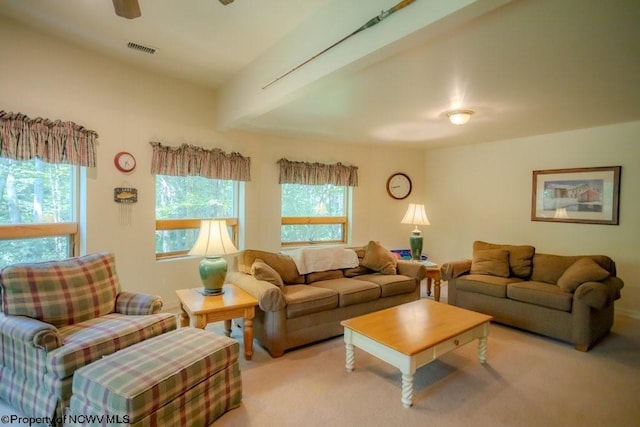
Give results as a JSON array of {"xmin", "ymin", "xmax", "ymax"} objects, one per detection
[{"xmin": 67, "ymin": 328, "xmax": 242, "ymax": 426}]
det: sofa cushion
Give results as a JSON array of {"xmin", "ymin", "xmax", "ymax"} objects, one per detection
[
  {"xmin": 470, "ymin": 249, "xmax": 510, "ymax": 277},
  {"xmin": 362, "ymin": 241, "xmax": 397, "ymax": 275},
  {"xmin": 457, "ymin": 274, "xmax": 524, "ymax": 298},
  {"xmin": 343, "ymin": 265, "xmax": 374, "ymax": 277},
  {"xmin": 507, "ymin": 281, "xmax": 573, "ymax": 312},
  {"xmin": 236, "ymin": 250, "xmax": 304, "ymax": 284},
  {"xmin": 473, "ymin": 241, "xmax": 535, "ymax": 278},
  {"xmin": 283, "ymin": 285, "xmax": 339, "ymax": 319},
  {"xmin": 531, "ymin": 254, "xmax": 615, "ymax": 285},
  {"xmin": 251, "ymin": 259, "xmax": 284, "ymax": 288},
  {"xmin": 306, "ymin": 269, "xmax": 344, "ymax": 284},
  {"xmin": 311, "ymin": 278, "xmax": 381, "ymax": 307},
  {"xmin": 557, "ymin": 258, "xmax": 610, "ymax": 292},
  {"xmin": 0, "ymin": 253, "xmax": 120, "ymax": 327},
  {"xmin": 355, "ymin": 273, "xmax": 417, "ymax": 297}
]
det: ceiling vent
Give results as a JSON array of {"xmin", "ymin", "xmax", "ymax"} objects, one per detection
[{"xmin": 127, "ymin": 42, "xmax": 157, "ymax": 55}]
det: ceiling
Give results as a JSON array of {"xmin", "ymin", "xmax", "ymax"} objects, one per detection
[{"xmin": 1, "ymin": 0, "xmax": 640, "ymax": 149}]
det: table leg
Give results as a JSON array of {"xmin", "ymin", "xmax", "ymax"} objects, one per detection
[
  {"xmin": 243, "ymin": 308, "xmax": 255, "ymax": 360},
  {"xmin": 478, "ymin": 335, "xmax": 488, "ymax": 364},
  {"xmin": 179, "ymin": 304, "xmax": 190, "ymax": 328},
  {"xmin": 224, "ymin": 319, "xmax": 232, "ymax": 337},
  {"xmin": 425, "ymin": 277, "xmax": 432, "ymax": 297},
  {"xmin": 344, "ymin": 329, "xmax": 355, "ymax": 372},
  {"xmin": 401, "ymin": 372, "xmax": 414, "ymax": 408},
  {"xmin": 433, "ymin": 277, "xmax": 441, "ymax": 302}
]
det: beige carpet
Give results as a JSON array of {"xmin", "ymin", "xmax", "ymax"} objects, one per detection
[
  {"xmin": 211, "ymin": 314, "xmax": 640, "ymax": 427},
  {"xmin": 2, "ymin": 314, "xmax": 638, "ymax": 427}
]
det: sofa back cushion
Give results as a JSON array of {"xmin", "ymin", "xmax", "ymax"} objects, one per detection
[
  {"xmin": 531, "ymin": 253, "xmax": 616, "ymax": 285},
  {"xmin": 470, "ymin": 249, "xmax": 510, "ymax": 277},
  {"xmin": 473, "ymin": 241, "xmax": 535, "ymax": 278},
  {"xmin": 0, "ymin": 252, "xmax": 120, "ymax": 327},
  {"xmin": 236, "ymin": 250, "xmax": 305, "ymax": 284}
]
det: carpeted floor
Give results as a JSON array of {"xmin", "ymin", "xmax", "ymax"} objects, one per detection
[{"xmin": 2, "ymin": 309, "xmax": 639, "ymax": 427}]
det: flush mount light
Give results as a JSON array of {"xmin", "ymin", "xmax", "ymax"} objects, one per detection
[{"xmin": 446, "ymin": 109, "xmax": 475, "ymax": 125}]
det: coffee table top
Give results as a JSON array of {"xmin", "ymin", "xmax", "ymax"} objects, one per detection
[
  {"xmin": 176, "ymin": 284, "xmax": 257, "ymax": 315},
  {"xmin": 341, "ymin": 299, "xmax": 492, "ymax": 356}
]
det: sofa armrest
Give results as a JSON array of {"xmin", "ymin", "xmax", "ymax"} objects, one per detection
[
  {"xmin": 115, "ymin": 291, "xmax": 164, "ymax": 315},
  {"xmin": 0, "ymin": 313, "xmax": 61, "ymax": 351},
  {"xmin": 227, "ymin": 272, "xmax": 286, "ymax": 312},
  {"xmin": 397, "ymin": 260, "xmax": 427, "ymax": 281},
  {"xmin": 574, "ymin": 276, "xmax": 623, "ymax": 309},
  {"xmin": 441, "ymin": 259, "xmax": 472, "ymax": 281}
]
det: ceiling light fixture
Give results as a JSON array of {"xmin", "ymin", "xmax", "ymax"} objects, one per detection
[{"xmin": 446, "ymin": 110, "xmax": 474, "ymax": 125}]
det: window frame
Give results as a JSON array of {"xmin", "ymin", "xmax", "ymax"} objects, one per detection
[
  {"xmin": 280, "ymin": 184, "xmax": 350, "ymax": 247},
  {"xmin": 154, "ymin": 176, "xmax": 240, "ymax": 260}
]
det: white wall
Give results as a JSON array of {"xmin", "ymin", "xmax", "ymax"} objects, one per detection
[
  {"xmin": 0, "ymin": 17, "xmax": 425, "ymax": 309},
  {"xmin": 424, "ymin": 122, "xmax": 640, "ymax": 318}
]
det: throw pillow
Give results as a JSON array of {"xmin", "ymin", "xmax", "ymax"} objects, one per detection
[
  {"xmin": 557, "ymin": 258, "xmax": 610, "ymax": 292},
  {"xmin": 362, "ymin": 241, "xmax": 397, "ymax": 275},
  {"xmin": 470, "ymin": 249, "xmax": 510, "ymax": 278},
  {"xmin": 251, "ymin": 259, "xmax": 284, "ymax": 288}
]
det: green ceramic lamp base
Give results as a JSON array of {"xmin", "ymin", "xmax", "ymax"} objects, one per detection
[
  {"xmin": 409, "ymin": 232, "xmax": 423, "ymax": 261},
  {"xmin": 199, "ymin": 256, "xmax": 228, "ymax": 296}
]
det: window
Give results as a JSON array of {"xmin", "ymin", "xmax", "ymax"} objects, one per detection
[
  {"xmin": 281, "ymin": 183, "xmax": 349, "ymax": 246},
  {"xmin": 0, "ymin": 157, "xmax": 77, "ymax": 268},
  {"xmin": 155, "ymin": 174, "xmax": 237, "ymax": 259}
]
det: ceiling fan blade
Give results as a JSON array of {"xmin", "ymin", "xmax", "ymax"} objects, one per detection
[
  {"xmin": 113, "ymin": 0, "xmax": 141, "ymax": 19},
  {"xmin": 219, "ymin": 0, "xmax": 234, "ymax": 5}
]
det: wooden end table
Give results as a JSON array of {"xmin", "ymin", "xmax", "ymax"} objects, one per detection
[
  {"xmin": 176, "ymin": 284, "xmax": 258, "ymax": 360},
  {"xmin": 423, "ymin": 261, "xmax": 442, "ymax": 302},
  {"xmin": 341, "ymin": 299, "xmax": 492, "ymax": 408}
]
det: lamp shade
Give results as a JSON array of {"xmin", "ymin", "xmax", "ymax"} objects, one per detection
[
  {"xmin": 189, "ymin": 220, "xmax": 238, "ymax": 296},
  {"xmin": 401, "ymin": 204, "xmax": 430, "ymax": 226},
  {"xmin": 189, "ymin": 219, "xmax": 238, "ymax": 256}
]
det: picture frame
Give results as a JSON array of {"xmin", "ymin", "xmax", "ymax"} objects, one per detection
[{"xmin": 531, "ymin": 166, "xmax": 621, "ymax": 225}]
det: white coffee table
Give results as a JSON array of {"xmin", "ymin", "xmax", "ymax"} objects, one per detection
[{"xmin": 341, "ymin": 299, "xmax": 492, "ymax": 408}]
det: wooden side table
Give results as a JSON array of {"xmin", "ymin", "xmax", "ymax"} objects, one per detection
[
  {"xmin": 175, "ymin": 284, "xmax": 258, "ymax": 360},
  {"xmin": 422, "ymin": 261, "xmax": 442, "ymax": 302}
]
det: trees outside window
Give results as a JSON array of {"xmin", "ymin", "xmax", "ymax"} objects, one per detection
[
  {"xmin": 0, "ymin": 157, "xmax": 76, "ymax": 268},
  {"xmin": 281, "ymin": 183, "xmax": 349, "ymax": 245},
  {"xmin": 155, "ymin": 174, "xmax": 237, "ymax": 258}
]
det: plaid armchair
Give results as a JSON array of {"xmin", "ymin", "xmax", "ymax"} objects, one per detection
[{"xmin": 0, "ymin": 253, "xmax": 177, "ymax": 423}]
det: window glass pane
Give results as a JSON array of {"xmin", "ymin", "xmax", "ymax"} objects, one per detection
[
  {"xmin": 281, "ymin": 224, "xmax": 343, "ymax": 244},
  {"xmin": 281, "ymin": 184, "xmax": 346, "ymax": 216},
  {"xmin": 155, "ymin": 175, "xmax": 235, "ymax": 219},
  {"xmin": 0, "ymin": 236, "xmax": 71, "ymax": 269},
  {"xmin": 0, "ymin": 157, "xmax": 73, "ymax": 224},
  {"xmin": 155, "ymin": 175, "xmax": 236, "ymax": 255}
]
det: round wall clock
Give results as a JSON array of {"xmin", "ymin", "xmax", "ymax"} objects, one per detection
[
  {"xmin": 386, "ymin": 173, "xmax": 412, "ymax": 200},
  {"xmin": 114, "ymin": 151, "xmax": 136, "ymax": 173}
]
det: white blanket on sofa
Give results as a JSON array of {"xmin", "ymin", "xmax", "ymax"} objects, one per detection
[{"xmin": 282, "ymin": 246, "xmax": 359, "ymax": 275}]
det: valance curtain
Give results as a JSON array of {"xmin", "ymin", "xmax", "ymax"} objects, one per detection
[
  {"xmin": 277, "ymin": 158, "xmax": 358, "ymax": 187},
  {"xmin": 149, "ymin": 141, "xmax": 251, "ymax": 181},
  {"xmin": 0, "ymin": 111, "xmax": 98, "ymax": 167}
]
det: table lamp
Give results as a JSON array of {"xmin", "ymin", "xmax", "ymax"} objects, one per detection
[
  {"xmin": 189, "ymin": 219, "xmax": 238, "ymax": 295},
  {"xmin": 400, "ymin": 203, "xmax": 430, "ymax": 261}
]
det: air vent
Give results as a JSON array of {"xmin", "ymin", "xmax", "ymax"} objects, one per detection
[{"xmin": 127, "ymin": 42, "xmax": 157, "ymax": 55}]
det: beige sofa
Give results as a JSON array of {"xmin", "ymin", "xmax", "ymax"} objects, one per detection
[
  {"xmin": 442, "ymin": 241, "xmax": 624, "ymax": 351},
  {"xmin": 227, "ymin": 242, "xmax": 426, "ymax": 357}
]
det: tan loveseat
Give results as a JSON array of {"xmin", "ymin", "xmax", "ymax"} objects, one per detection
[
  {"xmin": 442, "ymin": 241, "xmax": 624, "ymax": 351},
  {"xmin": 227, "ymin": 242, "xmax": 426, "ymax": 357}
]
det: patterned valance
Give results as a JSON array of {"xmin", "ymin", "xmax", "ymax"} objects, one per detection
[
  {"xmin": 277, "ymin": 158, "xmax": 358, "ymax": 187},
  {"xmin": 0, "ymin": 111, "xmax": 98, "ymax": 167},
  {"xmin": 150, "ymin": 142, "xmax": 251, "ymax": 181}
]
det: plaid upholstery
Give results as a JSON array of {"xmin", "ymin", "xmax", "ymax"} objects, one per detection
[
  {"xmin": 70, "ymin": 328, "xmax": 242, "ymax": 426},
  {"xmin": 1, "ymin": 253, "xmax": 120, "ymax": 327},
  {"xmin": 115, "ymin": 291, "xmax": 163, "ymax": 315},
  {"xmin": 0, "ymin": 253, "xmax": 177, "ymax": 425}
]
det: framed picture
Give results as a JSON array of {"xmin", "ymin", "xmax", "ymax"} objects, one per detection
[{"xmin": 531, "ymin": 166, "xmax": 621, "ymax": 225}]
